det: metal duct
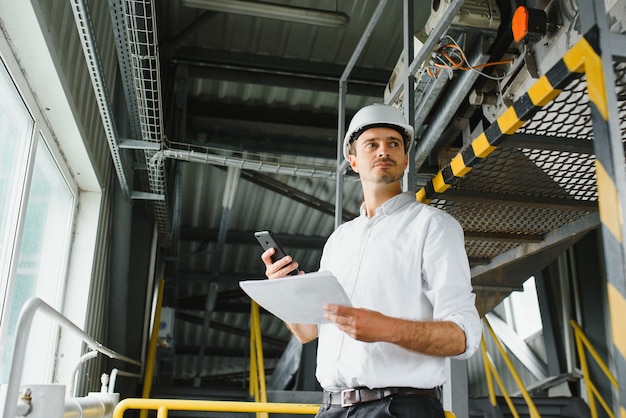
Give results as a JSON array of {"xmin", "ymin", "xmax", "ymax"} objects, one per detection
[
  {"xmin": 159, "ymin": 148, "xmax": 337, "ymax": 179},
  {"xmin": 72, "ymin": 0, "xmax": 170, "ymax": 245}
]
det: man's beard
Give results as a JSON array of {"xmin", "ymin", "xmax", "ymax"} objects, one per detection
[
  {"xmin": 375, "ymin": 172, "xmax": 403, "ymax": 184},
  {"xmin": 367, "ymin": 158, "xmax": 403, "ymax": 184}
]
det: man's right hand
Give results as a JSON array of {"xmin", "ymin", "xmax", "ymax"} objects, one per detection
[
  {"xmin": 259, "ymin": 248, "xmax": 317, "ymax": 343},
  {"xmin": 260, "ymin": 247, "xmax": 301, "ymax": 279}
]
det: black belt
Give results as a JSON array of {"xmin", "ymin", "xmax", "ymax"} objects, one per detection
[{"xmin": 323, "ymin": 387, "xmax": 437, "ymax": 407}]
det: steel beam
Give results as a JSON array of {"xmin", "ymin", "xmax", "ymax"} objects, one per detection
[
  {"xmin": 437, "ymin": 189, "xmax": 598, "ymax": 212},
  {"xmin": 471, "ymin": 212, "xmax": 600, "ymax": 279}
]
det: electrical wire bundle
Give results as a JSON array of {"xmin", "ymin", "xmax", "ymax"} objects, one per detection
[{"xmin": 425, "ymin": 36, "xmax": 513, "ymax": 80}]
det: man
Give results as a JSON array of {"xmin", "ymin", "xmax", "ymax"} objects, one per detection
[{"xmin": 261, "ymin": 103, "xmax": 481, "ymax": 417}]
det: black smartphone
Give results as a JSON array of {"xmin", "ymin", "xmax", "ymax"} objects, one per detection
[{"xmin": 254, "ymin": 230, "xmax": 299, "ymax": 275}]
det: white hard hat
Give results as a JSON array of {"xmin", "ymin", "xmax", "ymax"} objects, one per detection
[{"xmin": 343, "ymin": 103, "xmax": 414, "ymax": 161}]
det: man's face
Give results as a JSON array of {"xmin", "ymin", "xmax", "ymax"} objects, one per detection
[{"xmin": 348, "ymin": 127, "xmax": 408, "ymax": 185}]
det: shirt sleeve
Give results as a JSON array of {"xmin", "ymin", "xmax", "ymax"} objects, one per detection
[{"xmin": 421, "ymin": 209, "xmax": 482, "ymax": 360}]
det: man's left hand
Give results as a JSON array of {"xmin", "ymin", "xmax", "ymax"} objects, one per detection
[{"xmin": 323, "ymin": 304, "xmax": 390, "ymax": 342}]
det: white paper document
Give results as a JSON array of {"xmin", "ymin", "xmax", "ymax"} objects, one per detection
[{"xmin": 239, "ymin": 271, "xmax": 351, "ymax": 324}]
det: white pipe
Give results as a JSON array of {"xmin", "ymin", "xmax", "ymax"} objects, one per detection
[
  {"xmin": 108, "ymin": 369, "xmax": 142, "ymax": 394},
  {"xmin": 161, "ymin": 149, "xmax": 337, "ymax": 179},
  {"xmin": 1, "ymin": 297, "xmax": 141, "ymax": 418},
  {"xmin": 68, "ymin": 350, "xmax": 99, "ymax": 397},
  {"xmin": 101, "ymin": 373, "xmax": 110, "ymax": 393},
  {"xmin": 64, "ymin": 396, "xmax": 105, "ymax": 418},
  {"xmin": 65, "ymin": 392, "xmax": 119, "ymax": 418}
]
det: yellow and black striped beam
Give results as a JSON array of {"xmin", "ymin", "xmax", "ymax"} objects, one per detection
[
  {"xmin": 580, "ymin": 30, "xmax": 626, "ymax": 418},
  {"xmin": 415, "ymin": 37, "xmax": 588, "ymax": 204},
  {"xmin": 416, "ymin": 30, "xmax": 626, "ymax": 416}
]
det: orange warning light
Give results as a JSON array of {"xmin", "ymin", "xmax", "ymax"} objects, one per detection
[
  {"xmin": 512, "ymin": 5, "xmax": 529, "ymax": 42},
  {"xmin": 512, "ymin": 5, "xmax": 547, "ymax": 43}
]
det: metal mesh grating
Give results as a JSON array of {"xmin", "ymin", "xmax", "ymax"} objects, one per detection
[
  {"xmin": 124, "ymin": 0, "xmax": 170, "ymax": 245},
  {"xmin": 429, "ymin": 57, "xmax": 623, "ymax": 275},
  {"xmin": 615, "ymin": 61, "xmax": 626, "ymax": 141},
  {"xmin": 518, "ymin": 148, "xmax": 597, "ymax": 200},
  {"xmin": 432, "ymin": 199, "xmax": 593, "ymax": 235},
  {"xmin": 449, "ymin": 147, "xmax": 597, "ymax": 200},
  {"xmin": 124, "ymin": 0, "xmax": 163, "ymax": 144},
  {"xmin": 518, "ymin": 75, "xmax": 593, "ymax": 140},
  {"xmin": 464, "ymin": 240, "xmax": 520, "ymax": 260}
]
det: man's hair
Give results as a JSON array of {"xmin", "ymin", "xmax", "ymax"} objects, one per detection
[{"xmin": 347, "ymin": 123, "xmax": 410, "ymax": 156}]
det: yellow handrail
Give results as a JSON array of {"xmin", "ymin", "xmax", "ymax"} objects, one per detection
[
  {"xmin": 570, "ymin": 320, "xmax": 619, "ymax": 418},
  {"xmin": 140, "ymin": 278, "xmax": 165, "ymax": 418},
  {"xmin": 113, "ymin": 398, "xmax": 457, "ymax": 418},
  {"xmin": 250, "ymin": 301, "xmax": 269, "ymax": 418},
  {"xmin": 114, "ymin": 399, "xmax": 320, "ymax": 418},
  {"xmin": 481, "ymin": 337, "xmax": 521, "ymax": 418},
  {"xmin": 482, "ymin": 317, "xmax": 541, "ymax": 418}
]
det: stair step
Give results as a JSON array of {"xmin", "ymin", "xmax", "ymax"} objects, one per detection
[{"xmin": 470, "ymin": 396, "xmax": 591, "ymax": 418}]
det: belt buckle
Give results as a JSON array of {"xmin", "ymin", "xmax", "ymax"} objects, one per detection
[{"xmin": 341, "ymin": 388, "xmax": 360, "ymax": 407}]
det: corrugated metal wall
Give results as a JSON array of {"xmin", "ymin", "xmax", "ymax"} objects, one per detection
[{"xmin": 78, "ymin": 175, "xmax": 115, "ymax": 393}]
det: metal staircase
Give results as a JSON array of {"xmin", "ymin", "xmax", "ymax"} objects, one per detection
[{"xmin": 470, "ymin": 396, "xmax": 591, "ymax": 418}]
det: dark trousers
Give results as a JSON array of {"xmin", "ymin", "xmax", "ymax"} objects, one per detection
[{"xmin": 315, "ymin": 394, "xmax": 445, "ymax": 418}]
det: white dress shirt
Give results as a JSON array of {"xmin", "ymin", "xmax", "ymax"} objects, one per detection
[{"xmin": 316, "ymin": 192, "xmax": 481, "ymax": 391}]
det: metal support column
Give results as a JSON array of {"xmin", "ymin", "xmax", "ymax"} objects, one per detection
[
  {"xmin": 335, "ymin": 0, "xmax": 388, "ymax": 229},
  {"xmin": 194, "ymin": 166, "xmax": 241, "ymax": 387},
  {"xmin": 402, "ymin": 0, "xmax": 417, "ymax": 191},
  {"xmin": 578, "ymin": 0, "xmax": 626, "ymax": 413}
]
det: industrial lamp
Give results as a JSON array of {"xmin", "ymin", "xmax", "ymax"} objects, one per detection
[
  {"xmin": 182, "ymin": 0, "xmax": 350, "ymax": 28},
  {"xmin": 512, "ymin": 5, "xmax": 547, "ymax": 43}
]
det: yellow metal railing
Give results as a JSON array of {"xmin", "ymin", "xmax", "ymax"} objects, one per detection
[
  {"xmin": 114, "ymin": 399, "xmax": 320, "ymax": 417},
  {"xmin": 126, "ymin": 287, "xmax": 457, "ymax": 418},
  {"xmin": 113, "ymin": 398, "xmax": 457, "ymax": 417},
  {"xmin": 250, "ymin": 300, "xmax": 269, "ymax": 418},
  {"xmin": 140, "ymin": 278, "xmax": 165, "ymax": 418},
  {"xmin": 570, "ymin": 320, "xmax": 619, "ymax": 418},
  {"xmin": 481, "ymin": 317, "xmax": 540, "ymax": 418}
]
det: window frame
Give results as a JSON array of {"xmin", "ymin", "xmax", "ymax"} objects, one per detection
[{"xmin": 0, "ymin": 41, "xmax": 80, "ymax": 385}]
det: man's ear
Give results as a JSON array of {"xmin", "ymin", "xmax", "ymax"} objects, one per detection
[
  {"xmin": 348, "ymin": 154, "xmax": 359, "ymax": 173},
  {"xmin": 403, "ymin": 153, "xmax": 409, "ymax": 170}
]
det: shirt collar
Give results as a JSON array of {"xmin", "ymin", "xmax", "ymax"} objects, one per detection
[{"xmin": 359, "ymin": 191, "xmax": 415, "ymax": 218}]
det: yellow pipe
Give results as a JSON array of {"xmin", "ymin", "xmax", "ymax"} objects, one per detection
[
  {"xmin": 140, "ymin": 278, "xmax": 165, "ymax": 418},
  {"xmin": 484, "ymin": 318, "xmax": 540, "ymax": 418},
  {"xmin": 157, "ymin": 405, "xmax": 167, "ymax": 418},
  {"xmin": 114, "ymin": 399, "xmax": 320, "ymax": 418}
]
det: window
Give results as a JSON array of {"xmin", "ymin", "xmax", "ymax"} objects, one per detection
[
  {"xmin": 501, "ymin": 276, "xmax": 543, "ymax": 340},
  {"xmin": 0, "ymin": 59, "xmax": 34, "ymax": 316},
  {"xmin": 0, "ymin": 57, "xmax": 77, "ymax": 384}
]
